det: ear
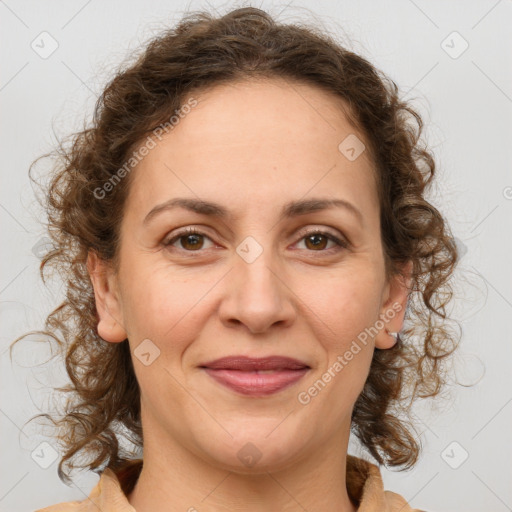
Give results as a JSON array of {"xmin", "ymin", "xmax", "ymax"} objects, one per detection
[
  {"xmin": 86, "ymin": 250, "xmax": 127, "ymax": 343},
  {"xmin": 374, "ymin": 260, "xmax": 413, "ymax": 350}
]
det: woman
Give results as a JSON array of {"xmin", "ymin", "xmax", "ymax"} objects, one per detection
[{"xmin": 23, "ymin": 6, "xmax": 458, "ymax": 511}]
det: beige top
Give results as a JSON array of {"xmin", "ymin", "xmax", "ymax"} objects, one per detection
[{"xmin": 35, "ymin": 456, "xmax": 422, "ymax": 511}]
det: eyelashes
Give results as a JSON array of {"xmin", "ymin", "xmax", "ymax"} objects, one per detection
[
  {"xmin": 294, "ymin": 228, "xmax": 348, "ymax": 252},
  {"xmin": 162, "ymin": 226, "xmax": 349, "ymax": 255},
  {"xmin": 163, "ymin": 228, "xmax": 215, "ymax": 251}
]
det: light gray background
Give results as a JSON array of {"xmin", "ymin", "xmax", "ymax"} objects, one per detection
[{"xmin": 1, "ymin": 1, "xmax": 511, "ymax": 511}]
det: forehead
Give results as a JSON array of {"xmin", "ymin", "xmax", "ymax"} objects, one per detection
[{"xmin": 126, "ymin": 78, "xmax": 379, "ymax": 224}]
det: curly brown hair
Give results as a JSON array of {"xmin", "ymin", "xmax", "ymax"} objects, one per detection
[{"xmin": 12, "ymin": 6, "xmax": 459, "ymax": 484}]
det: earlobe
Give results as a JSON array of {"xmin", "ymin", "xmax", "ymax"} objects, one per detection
[
  {"xmin": 375, "ymin": 260, "xmax": 413, "ymax": 350},
  {"xmin": 86, "ymin": 251, "xmax": 127, "ymax": 343}
]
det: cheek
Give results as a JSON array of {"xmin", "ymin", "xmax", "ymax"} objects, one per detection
[
  {"xmin": 296, "ymin": 268, "xmax": 383, "ymax": 350},
  {"xmin": 120, "ymin": 263, "xmax": 215, "ymax": 353},
  {"xmin": 122, "ymin": 270, "xmax": 212, "ymax": 403}
]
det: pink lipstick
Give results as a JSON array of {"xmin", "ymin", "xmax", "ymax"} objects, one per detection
[{"xmin": 200, "ymin": 356, "xmax": 310, "ymax": 396}]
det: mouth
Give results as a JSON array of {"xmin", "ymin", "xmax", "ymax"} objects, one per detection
[{"xmin": 199, "ymin": 356, "xmax": 310, "ymax": 396}]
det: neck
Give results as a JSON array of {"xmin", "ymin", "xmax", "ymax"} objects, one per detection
[{"xmin": 128, "ymin": 420, "xmax": 357, "ymax": 512}]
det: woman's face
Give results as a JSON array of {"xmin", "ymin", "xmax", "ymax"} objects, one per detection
[{"xmin": 89, "ymin": 78, "xmax": 409, "ymax": 472}]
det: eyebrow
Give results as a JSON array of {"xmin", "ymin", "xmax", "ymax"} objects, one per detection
[{"xmin": 143, "ymin": 197, "xmax": 363, "ymax": 225}]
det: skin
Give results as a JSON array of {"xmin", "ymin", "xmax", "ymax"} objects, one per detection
[{"xmin": 87, "ymin": 78, "xmax": 411, "ymax": 512}]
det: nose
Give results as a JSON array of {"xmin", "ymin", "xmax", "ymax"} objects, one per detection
[{"xmin": 218, "ymin": 246, "xmax": 296, "ymax": 335}]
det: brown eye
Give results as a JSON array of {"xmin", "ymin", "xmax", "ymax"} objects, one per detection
[
  {"xmin": 296, "ymin": 229, "xmax": 347, "ymax": 252},
  {"xmin": 304, "ymin": 233, "xmax": 329, "ymax": 251},
  {"xmin": 163, "ymin": 228, "xmax": 214, "ymax": 251},
  {"xmin": 180, "ymin": 233, "xmax": 204, "ymax": 250}
]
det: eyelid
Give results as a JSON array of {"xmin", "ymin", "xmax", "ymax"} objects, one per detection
[
  {"xmin": 163, "ymin": 226, "xmax": 216, "ymax": 247},
  {"xmin": 295, "ymin": 226, "xmax": 349, "ymax": 248},
  {"xmin": 163, "ymin": 225, "xmax": 349, "ymax": 252}
]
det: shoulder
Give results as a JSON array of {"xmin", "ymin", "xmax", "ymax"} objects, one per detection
[
  {"xmin": 35, "ymin": 502, "xmax": 83, "ymax": 512},
  {"xmin": 34, "ymin": 483, "xmax": 101, "ymax": 512},
  {"xmin": 34, "ymin": 461, "xmax": 141, "ymax": 512},
  {"xmin": 346, "ymin": 455, "xmax": 426, "ymax": 511},
  {"xmin": 384, "ymin": 490, "xmax": 427, "ymax": 512},
  {"xmin": 35, "ymin": 497, "xmax": 93, "ymax": 512}
]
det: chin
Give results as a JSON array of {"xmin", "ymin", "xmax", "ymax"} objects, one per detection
[{"xmin": 191, "ymin": 421, "xmax": 310, "ymax": 474}]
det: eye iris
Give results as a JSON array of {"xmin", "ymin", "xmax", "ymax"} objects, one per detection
[
  {"xmin": 305, "ymin": 234, "xmax": 328, "ymax": 250},
  {"xmin": 171, "ymin": 231, "xmax": 336, "ymax": 252},
  {"xmin": 182, "ymin": 234, "xmax": 203, "ymax": 250}
]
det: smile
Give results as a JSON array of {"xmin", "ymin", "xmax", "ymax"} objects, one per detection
[{"xmin": 202, "ymin": 367, "xmax": 310, "ymax": 396}]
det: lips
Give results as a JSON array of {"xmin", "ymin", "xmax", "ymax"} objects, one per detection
[
  {"xmin": 200, "ymin": 356, "xmax": 310, "ymax": 396},
  {"xmin": 200, "ymin": 356, "xmax": 309, "ymax": 371}
]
